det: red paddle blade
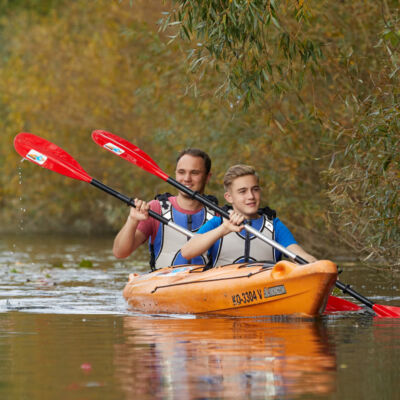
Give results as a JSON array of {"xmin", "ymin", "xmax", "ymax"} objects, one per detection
[
  {"xmin": 325, "ymin": 296, "xmax": 400, "ymax": 318},
  {"xmin": 372, "ymin": 304, "xmax": 400, "ymax": 318},
  {"xmin": 92, "ymin": 130, "xmax": 160, "ymax": 168},
  {"xmin": 325, "ymin": 295, "xmax": 363, "ymax": 313},
  {"xmin": 91, "ymin": 130, "xmax": 169, "ymax": 181},
  {"xmin": 14, "ymin": 133, "xmax": 92, "ymax": 183}
]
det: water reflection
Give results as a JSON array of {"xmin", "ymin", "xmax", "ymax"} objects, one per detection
[
  {"xmin": 115, "ymin": 317, "xmax": 336, "ymax": 399},
  {"xmin": 1, "ymin": 235, "xmax": 400, "ymax": 400}
]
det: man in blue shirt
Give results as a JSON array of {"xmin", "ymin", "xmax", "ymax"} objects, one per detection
[{"xmin": 181, "ymin": 165, "xmax": 316, "ymax": 267}]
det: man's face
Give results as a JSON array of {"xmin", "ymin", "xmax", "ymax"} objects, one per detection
[
  {"xmin": 224, "ymin": 174, "xmax": 261, "ymax": 218},
  {"xmin": 175, "ymin": 155, "xmax": 210, "ymax": 196}
]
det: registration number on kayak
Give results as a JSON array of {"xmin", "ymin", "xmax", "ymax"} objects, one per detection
[{"xmin": 231, "ymin": 285, "xmax": 286, "ymax": 306}]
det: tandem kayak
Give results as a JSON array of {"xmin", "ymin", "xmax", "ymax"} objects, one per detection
[{"xmin": 123, "ymin": 260, "xmax": 338, "ymax": 317}]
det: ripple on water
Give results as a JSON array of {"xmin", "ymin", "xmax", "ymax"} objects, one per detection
[{"xmin": 0, "ymin": 234, "xmax": 150, "ymax": 315}]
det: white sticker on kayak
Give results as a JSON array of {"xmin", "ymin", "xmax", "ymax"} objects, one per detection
[
  {"xmin": 26, "ymin": 149, "xmax": 47, "ymax": 165},
  {"xmin": 104, "ymin": 142, "xmax": 125, "ymax": 155},
  {"xmin": 264, "ymin": 285, "xmax": 286, "ymax": 298}
]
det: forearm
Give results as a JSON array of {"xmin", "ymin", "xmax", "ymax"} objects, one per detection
[
  {"xmin": 286, "ymin": 244, "xmax": 317, "ymax": 263},
  {"xmin": 113, "ymin": 217, "xmax": 143, "ymax": 258},
  {"xmin": 181, "ymin": 225, "xmax": 229, "ymax": 260}
]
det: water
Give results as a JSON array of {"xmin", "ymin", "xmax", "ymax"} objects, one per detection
[
  {"xmin": 0, "ymin": 234, "xmax": 131, "ymax": 315},
  {"xmin": 0, "ymin": 234, "xmax": 399, "ymax": 399}
]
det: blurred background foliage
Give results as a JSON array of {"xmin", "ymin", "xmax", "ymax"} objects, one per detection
[{"xmin": 0, "ymin": 0, "xmax": 398, "ymax": 265}]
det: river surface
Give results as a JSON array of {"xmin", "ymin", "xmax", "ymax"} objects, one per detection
[{"xmin": 0, "ymin": 234, "xmax": 399, "ymax": 400}]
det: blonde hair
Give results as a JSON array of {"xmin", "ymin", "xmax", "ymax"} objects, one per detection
[{"xmin": 223, "ymin": 165, "xmax": 259, "ymax": 191}]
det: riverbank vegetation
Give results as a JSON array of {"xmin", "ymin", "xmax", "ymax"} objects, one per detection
[{"xmin": 0, "ymin": 1, "xmax": 398, "ymax": 265}]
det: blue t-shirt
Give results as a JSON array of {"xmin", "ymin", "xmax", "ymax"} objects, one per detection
[{"xmin": 198, "ymin": 216, "xmax": 297, "ymax": 262}]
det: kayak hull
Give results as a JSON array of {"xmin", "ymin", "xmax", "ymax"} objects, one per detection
[{"xmin": 123, "ymin": 260, "xmax": 338, "ymax": 317}]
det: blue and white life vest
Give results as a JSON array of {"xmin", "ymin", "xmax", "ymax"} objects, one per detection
[
  {"xmin": 209, "ymin": 210, "xmax": 276, "ymax": 267},
  {"xmin": 149, "ymin": 195, "xmax": 216, "ymax": 269}
]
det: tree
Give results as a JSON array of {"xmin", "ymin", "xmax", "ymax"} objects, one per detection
[
  {"xmin": 160, "ymin": 0, "xmax": 322, "ymax": 107},
  {"xmin": 159, "ymin": 0, "xmax": 399, "ymax": 264}
]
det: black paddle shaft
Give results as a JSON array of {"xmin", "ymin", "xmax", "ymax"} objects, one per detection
[
  {"xmin": 335, "ymin": 280, "xmax": 374, "ymax": 308},
  {"xmin": 90, "ymin": 179, "xmax": 170, "ymax": 225}
]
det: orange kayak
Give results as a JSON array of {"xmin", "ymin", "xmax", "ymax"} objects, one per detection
[{"xmin": 123, "ymin": 260, "xmax": 337, "ymax": 317}]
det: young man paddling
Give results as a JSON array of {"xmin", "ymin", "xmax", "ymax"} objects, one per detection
[
  {"xmin": 113, "ymin": 148, "xmax": 216, "ymax": 269},
  {"xmin": 181, "ymin": 165, "xmax": 316, "ymax": 267}
]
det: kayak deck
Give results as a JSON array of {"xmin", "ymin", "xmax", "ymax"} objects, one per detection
[{"xmin": 123, "ymin": 260, "xmax": 338, "ymax": 317}]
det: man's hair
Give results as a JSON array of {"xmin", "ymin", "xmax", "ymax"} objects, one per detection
[
  {"xmin": 223, "ymin": 164, "xmax": 259, "ymax": 191},
  {"xmin": 176, "ymin": 148, "xmax": 212, "ymax": 175}
]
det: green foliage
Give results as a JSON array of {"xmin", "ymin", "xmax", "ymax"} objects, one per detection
[
  {"xmin": 78, "ymin": 259, "xmax": 93, "ymax": 268},
  {"xmin": 325, "ymin": 84, "xmax": 400, "ymax": 263},
  {"xmin": 0, "ymin": 0, "xmax": 181, "ymax": 233},
  {"xmin": 0, "ymin": 0, "xmax": 63, "ymax": 16},
  {"xmin": 160, "ymin": 0, "xmax": 323, "ymax": 107},
  {"xmin": 0, "ymin": 0, "xmax": 398, "ymax": 265},
  {"xmin": 319, "ymin": 1, "xmax": 400, "ymax": 264},
  {"xmin": 52, "ymin": 262, "xmax": 65, "ymax": 269}
]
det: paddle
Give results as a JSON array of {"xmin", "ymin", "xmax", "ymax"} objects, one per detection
[
  {"xmin": 13, "ymin": 133, "xmax": 362, "ymax": 315},
  {"xmin": 91, "ymin": 130, "xmax": 400, "ymax": 318},
  {"xmin": 13, "ymin": 133, "xmax": 194, "ymax": 240}
]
